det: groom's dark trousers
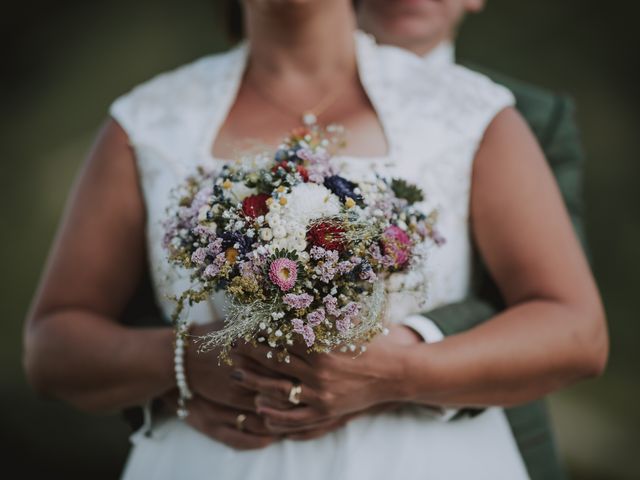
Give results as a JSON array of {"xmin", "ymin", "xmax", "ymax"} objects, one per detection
[{"xmin": 120, "ymin": 68, "xmax": 585, "ymax": 480}]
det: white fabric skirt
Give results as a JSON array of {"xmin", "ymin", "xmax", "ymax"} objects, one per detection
[{"xmin": 122, "ymin": 407, "xmax": 529, "ymax": 480}]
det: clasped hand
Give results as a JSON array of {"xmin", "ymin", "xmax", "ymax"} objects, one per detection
[
  {"xmin": 228, "ymin": 325, "xmax": 418, "ymax": 436},
  {"xmin": 171, "ymin": 323, "xmax": 419, "ymax": 449}
]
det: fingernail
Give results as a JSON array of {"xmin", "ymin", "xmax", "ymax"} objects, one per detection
[{"xmin": 231, "ymin": 370, "xmax": 244, "ymax": 381}]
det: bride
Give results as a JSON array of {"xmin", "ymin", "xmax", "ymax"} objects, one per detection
[{"xmin": 24, "ymin": 0, "xmax": 607, "ymax": 478}]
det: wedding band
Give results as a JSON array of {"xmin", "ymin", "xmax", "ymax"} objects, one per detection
[
  {"xmin": 235, "ymin": 413, "xmax": 247, "ymax": 431},
  {"xmin": 288, "ymin": 384, "xmax": 302, "ymax": 405}
]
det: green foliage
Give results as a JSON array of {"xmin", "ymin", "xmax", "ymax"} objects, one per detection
[{"xmin": 390, "ymin": 178, "xmax": 424, "ymax": 204}]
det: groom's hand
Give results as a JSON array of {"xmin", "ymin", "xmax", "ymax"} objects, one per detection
[{"xmin": 228, "ymin": 325, "xmax": 420, "ymax": 434}]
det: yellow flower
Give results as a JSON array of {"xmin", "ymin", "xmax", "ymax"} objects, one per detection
[
  {"xmin": 222, "ymin": 179, "xmax": 233, "ymax": 189},
  {"xmin": 279, "ymin": 197, "xmax": 288, "ymax": 206},
  {"xmin": 345, "ymin": 197, "xmax": 356, "ymax": 209},
  {"xmin": 225, "ymin": 247, "xmax": 239, "ymax": 264}
]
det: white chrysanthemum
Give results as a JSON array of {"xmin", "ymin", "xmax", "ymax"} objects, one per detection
[{"xmin": 280, "ymin": 183, "xmax": 341, "ymax": 227}]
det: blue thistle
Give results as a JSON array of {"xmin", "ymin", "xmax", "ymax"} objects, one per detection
[{"xmin": 324, "ymin": 175, "xmax": 363, "ymax": 203}]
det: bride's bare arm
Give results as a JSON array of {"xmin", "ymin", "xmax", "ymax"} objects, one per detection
[
  {"xmin": 23, "ymin": 120, "xmax": 175, "ymax": 412},
  {"xmin": 399, "ymin": 107, "xmax": 608, "ymax": 407},
  {"xmin": 228, "ymin": 108, "xmax": 607, "ymax": 429}
]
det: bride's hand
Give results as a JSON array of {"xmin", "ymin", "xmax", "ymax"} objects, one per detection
[
  {"xmin": 185, "ymin": 322, "xmax": 279, "ymax": 412},
  {"xmin": 161, "ymin": 391, "xmax": 279, "ymax": 450},
  {"xmin": 227, "ymin": 325, "xmax": 420, "ymax": 434}
]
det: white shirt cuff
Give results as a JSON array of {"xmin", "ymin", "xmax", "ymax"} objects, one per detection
[{"xmin": 400, "ymin": 314, "xmax": 459, "ymax": 422}]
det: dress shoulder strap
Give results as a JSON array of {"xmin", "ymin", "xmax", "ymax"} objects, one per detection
[{"xmin": 109, "ymin": 45, "xmax": 247, "ymax": 162}]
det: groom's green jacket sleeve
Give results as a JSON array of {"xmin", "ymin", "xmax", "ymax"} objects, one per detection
[{"xmin": 424, "ymin": 68, "xmax": 587, "ymax": 480}]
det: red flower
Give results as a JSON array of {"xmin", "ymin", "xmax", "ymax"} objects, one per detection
[
  {"xmin": 272, "ymin": 161, "xmax": 309, "ymax": 182},
  {"xmin": 242, "ymin": 193, "xmax": 270, "ymax": 218},
  {"xmin": 307, "ymin": 222, "xmax": 346, "ymax": 251}
]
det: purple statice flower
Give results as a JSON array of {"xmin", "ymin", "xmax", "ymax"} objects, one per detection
[
  {"xmin": 292, "ymin": 318, "xmax": 315, "ymax": 347},
  {"xmin": 309, "ymin": 245, "xmax": 327, "ymax": 260},
  {"xmin": 337, "ymin": 260, "xmax": 357, "ymax": 275},
  {"xmin": 315, "ymin": 261, "xmax": 338, "ymax": 283},
  {"xmin": 191, "ymin": 247, "xmax": 207, "ymax": 266},
  {"xmin": 349, "ymin": 256, "xmax": 363, "ymax": 265},
  {"xmin": 297, "ymin": 148, "xmax": 335, "ymax": 183},
  {"xmin": 341, "ymin": 302, "xmax": 361, "ymax": 318},
  {"xmin": 369, "ymin": 198, "xmax": 395, "ymax": 219},
  {"xmin": 336, "ymin": 302, "xmax": 361, "ymax": 333},
  {"xmin": 193, "ymin": 224, "xmax": 217, "ymax": 241},
  {"xmin": 191, "ymin": 186, "xmax": 214, "ymax": 213},
  {"xmin": 206, "ymin": 238, "xmax": 224, "ymax": 256},
  {"xmin": 324, "ymin": 249, "xmax": 340, "ymax": 263},
  {"xmin": 336, "ymin": 316, "xmax": 351, "ymax": 334},
  {"xmin": 360, "ymin": 267, "xmax": 378, "ymax": 283},
  {"xmin": 296, "ymin": 147, "xmax": 332, "ymax": 167},
  {"xmin": 239, "ymin": 255, "xmax": 264, "ymax": 278},
  {"xmin": 283, "ymin": 292, "xmax": 314, "ymax": 310},
  {"xmin": 203, "ymin": 252, "xmax": 226, "ymax": 278},
  {"xmin": 306, "ymin": 308, "xmax": 325, "ymax": 327},
  {"xmin": 323, "ymin": 294, "xmax": 341, "ymax": 317},
  {"xmin": 369, "ymin": 243, "xmax": 396, "ymax": 269},
  {"xmin": 324, "ymin": 175, "xmax": 363, "ymax": 203},
  {"xmin": 177, "ymin": 205, "xmax": 194, "ymax": 222}
]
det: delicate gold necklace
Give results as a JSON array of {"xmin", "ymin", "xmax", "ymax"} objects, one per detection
[{"xmin": 248, "ymin": 74, "xmax": 344, "ymax": 126}]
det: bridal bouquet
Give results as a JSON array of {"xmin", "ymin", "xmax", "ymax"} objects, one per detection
[{"xmin": 164, "ymin": 126, "xmax": 442, "ymax": 362}]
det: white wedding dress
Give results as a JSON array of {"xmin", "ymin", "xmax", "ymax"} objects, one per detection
[{"xmin": 113, "ymin": 31, "xmax": 530, "ymax": 479}]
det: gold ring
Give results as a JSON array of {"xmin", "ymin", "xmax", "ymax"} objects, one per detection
[
  {"xmin": 235, "ymin": 413, "xmax": 247, "ymax": 431},
  {"xmin": 288, "ymin": 384, "xmax": 302, "ymax": 405}
]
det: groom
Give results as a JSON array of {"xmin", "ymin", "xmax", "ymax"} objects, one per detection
[
  {"xmin": 355, "ymin": 1, "xmax": 585, "ymax": 479},
  {"xmin": 122, "ymin": 1, "xmax": 584, "ymax": 478}
]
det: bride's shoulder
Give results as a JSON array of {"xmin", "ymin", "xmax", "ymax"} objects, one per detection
[
  {"xmin": 109, "ymin": 46, "xmax": 244, "ymax": 141},
  {"xmin": 436, "ymin": 63, "xmax": 515, "ymax": 108},
  {"xmin": 117, "ymin": 46, "xmax": 242, "ymax": 102},
  {"xmin": 371, "ymin": 42, "xmax": 514, "ymax": 135},
  {"xmin": 369, "ymin": 40, "xmax": 514, "ymax": 110}
]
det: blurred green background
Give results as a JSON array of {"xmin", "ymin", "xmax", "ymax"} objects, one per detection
[{"xmin": 2, "ymin": 0, "xmax": 638, "ymax": 478}]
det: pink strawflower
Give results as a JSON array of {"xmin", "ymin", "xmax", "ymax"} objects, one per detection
[
  {"xmin": 269, "ymin": 258, "xmax": 298, "ymax": 291},
  {"xmin": 381, "ymin": 225, "xmax": 412, "ymax": 268}
]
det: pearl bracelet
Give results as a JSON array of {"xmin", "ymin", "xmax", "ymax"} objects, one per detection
[{"xmin": 174, "ymin": 323, "xmax": 193, "ymax": 419}]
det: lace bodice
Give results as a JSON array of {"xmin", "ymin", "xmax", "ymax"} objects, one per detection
[{"xmin": 110, "ymin": 31, "xmax": 514, "ymax": 325}]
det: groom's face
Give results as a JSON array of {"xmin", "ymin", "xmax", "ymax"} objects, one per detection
[{"xmin": 357, "ymin": 0, "xmax": 485, "ymax": 55}]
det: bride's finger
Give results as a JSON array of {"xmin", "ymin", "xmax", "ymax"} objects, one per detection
[
  {"xmin": 257, "ymin": 405, "xmax": 324, "ymax": 427},
  {"xmin": 266, "ymin": 414, "xmax": 350, "ymax": 435},
  {"xmin": 231, "ymin": 343, "xmax": 314, "ymax": 377},
  {"xmin": 231, "ymin": 368, "xmax": 307, "ymax": 403},
  {"xmin": 254, "ymin": 393, "xmax": 295, "ymax": 411},
  {"xmin": 282, "ymin": 415, "xmax": 354, "ymax": 439},
  {"xmin": 188, "ymin": 396, "xmax": 270, "ymax": 436}
]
